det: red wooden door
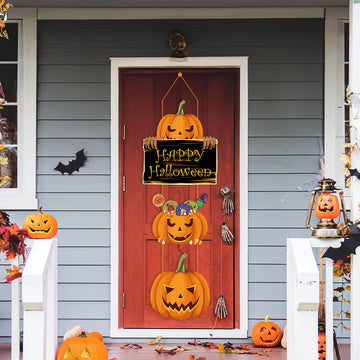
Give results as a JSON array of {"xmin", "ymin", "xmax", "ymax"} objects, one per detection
[{"xmin": 119, "ymin": 68, "xmax": 240, "ymax": 329}]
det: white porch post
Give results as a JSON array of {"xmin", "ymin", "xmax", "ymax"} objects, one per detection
[{"xmin": 349, "ymin": 1, "xmax": 360, "ymax": 359}]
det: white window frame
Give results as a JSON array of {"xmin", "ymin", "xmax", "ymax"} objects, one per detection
[
  {"xmin": 110, "ymin": 57, "xmax": 248, "ymax": 339},
  {"xmin": 324, "ymin": 7, "xmax": 350, "ymax": 206},
  {"xmin": 2, "ymin": 9, "xmax": 38, "ymax": 209}
]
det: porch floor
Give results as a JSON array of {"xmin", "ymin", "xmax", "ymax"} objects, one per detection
[{"xmin": 0, "ymin": 342, "xmax": 350, "ymax": 359}]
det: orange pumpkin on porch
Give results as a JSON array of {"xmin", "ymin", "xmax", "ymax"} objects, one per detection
[
  {"xmin": 314, "ymin": 192, "xmax": 340, "ymax": 219},
  {"xmin": 251, "ymin": 315, "xmax": 282, "ymax": 347},
  {"xmin": 150, "ymin": 253, "xmax": 210, "ymax": 320},
  {"xmin": 23, "ymin": 207, "xmax": 58, "ymax": 239},
  {"xmin": 56, "ymin": 333, "xmax": 108, "ymax": 360},
  {"xmin": 152, "ymin": 209, "xmax": 207, "ymax": 245},
  {"xmin": 157, "ymin": 100, "xmax": 203, "ymax": 140}
]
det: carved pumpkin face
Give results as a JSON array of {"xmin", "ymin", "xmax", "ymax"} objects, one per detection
[
  {"xmin": 318, "ymin": 333, "xmax": 326, "ymax": 358},
  {"xmin": 314, "ymin": 192, "xmax": 340, "ymax": 219},
  {"xmin": 251, "ymin": 316, "xmax": 282, "ymax": 347},
  {"xmin": 56, "ymin": 336, "xmax": 108, "ymax": 360},
  {"xmin": 152, "ymin": 211, "xmax": 207, "ymax": 245},
  {"xmin": 150, "ymin": 253, "xmax": 210, "ymax": 320},
  {"xmin": 23, "ymin": 210, "xmax": 58, "ymax": 239},
  {"xmin": 157, "ymin": 100, "xmax": 203, "ymax": 140}
]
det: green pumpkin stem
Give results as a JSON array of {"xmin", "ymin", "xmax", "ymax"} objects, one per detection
[
  {"xmin": 176, "ymin": 100, "xmax": 186, "ymax": 115},
  {"xmin": 176, "ymin": 253, "xmax": 188, "ymax": 273}
]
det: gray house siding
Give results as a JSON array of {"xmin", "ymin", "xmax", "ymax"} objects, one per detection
[{"xmin": 0, "ymin": 18, "xmax": 329, "ymax": 341}]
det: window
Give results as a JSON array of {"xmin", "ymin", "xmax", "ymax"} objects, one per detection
[{"xmin": 0, "ymin": 9, "xmax": 37, "ymax": 209}]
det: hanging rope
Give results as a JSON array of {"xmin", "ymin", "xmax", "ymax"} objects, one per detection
[{"xmin": 161, "ymin": 72, "xmax": 199, "ymax": 117}]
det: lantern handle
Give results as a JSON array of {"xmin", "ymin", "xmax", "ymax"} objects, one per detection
[
  {"xmin": 305, "ymin": 190, "xmax": 317, "ymax": 231},
  {"xmin": 337, "ymin": 188, "xmax": 350, "ymax": 231}
]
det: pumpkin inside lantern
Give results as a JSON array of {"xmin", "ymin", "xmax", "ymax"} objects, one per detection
[
  {"xmin": 251, "ymin": 315, "xmax": 282, "ymax": 347},
  {"xmin": 314, "ymin": 192, "xmax": 340, "ymax": 219}
]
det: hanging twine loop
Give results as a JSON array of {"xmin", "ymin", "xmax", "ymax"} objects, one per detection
[{"xmin": 161, "ymin": 72, "xmax": 199, "ymax": 117}]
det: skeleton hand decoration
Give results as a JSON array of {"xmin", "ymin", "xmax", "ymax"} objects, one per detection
[
  {"xmin": 215, "ymin": 295, "xmax": 228, "ymax": 319},
  {"xmin": 221, "ymin": 223, "xmax": 234, "ymax": 245},
  {"xmin": 221, "ymin": 186, "xmax": 234, "ymax": 214}
]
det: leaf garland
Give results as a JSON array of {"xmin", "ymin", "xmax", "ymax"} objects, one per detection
[
  {"xmin": 0, "ymin": 0, "xmax": 13, "ymax": 39},
  {"xmin": 0, "ymin": 211, "xmax": 29, "ymax": 282}
]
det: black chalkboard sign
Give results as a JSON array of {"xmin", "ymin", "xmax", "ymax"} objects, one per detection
[{"xmin": 143, "ymin": 140, "xmax": 217, "ymax": 184}]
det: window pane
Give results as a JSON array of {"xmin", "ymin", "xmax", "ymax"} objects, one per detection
[
  {"xmin": 0, "ymin": 146, "xmax": 17, "ymax": 188},
  {"xmin": 0, "ymin": 64, "xmax": 17, "ymax": 102},
  {"xmin": 0, "ymin": 106, "xmax": 17, "ymax": 145},
  {"xmin": 0, "ymin": 23, "xmax": 18, "ymax": 61}
]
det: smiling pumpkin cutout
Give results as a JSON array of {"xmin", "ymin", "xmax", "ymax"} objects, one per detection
[
  {"xmin": 150, "ymin": 253, "xmax": 210, "ymax": 320},
  {"xmin": 152, "ymin": 200, "xmax": 208, "ymax": 245},
  {"xmin": 23, "ymin": 207, "xmax": 58, "ymax": 239}
]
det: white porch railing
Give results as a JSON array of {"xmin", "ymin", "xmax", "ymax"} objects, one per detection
[
  {"xmin": 11, "ymin": 238, "xmax": 58, "ymax": 360},
  {"xmin": 287, "ymin": 237, "xmax": 344, "ymax": 360}
]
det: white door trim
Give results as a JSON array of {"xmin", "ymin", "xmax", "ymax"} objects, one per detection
[{"xmin": 110, "ymin": 57, "xmax": 248, "ymax": 339}]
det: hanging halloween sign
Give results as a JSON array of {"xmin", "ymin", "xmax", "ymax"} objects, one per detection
[
  {"xmin": 54, "ymin": 149, "xmax": 87, "ymax": 175},
  {"xmin": 143, "ymin": 73, "xmax": 218, "ymax": 185},
  {"xmin": 143, "ymin": 139, "xmax": 217, "ymax": 184},
  {"xmin": 152, "ymin": 198, "xmax": 208, "ymax": 245},
  {"xmin": 150, "ymin": 253, "xmax": 210, "ymax": 320}
]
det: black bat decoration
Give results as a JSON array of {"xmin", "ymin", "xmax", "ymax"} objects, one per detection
[
  {"xmin": 322, "ymin": 222, "xmax": 360, "ymax": 262},
  {"xmin": 349, "ymin": 168, "xmax": 360, "ymax": 179},
  {"xmin": 54, "ymin": 149, "xmax": 87, "ymax": 175}
]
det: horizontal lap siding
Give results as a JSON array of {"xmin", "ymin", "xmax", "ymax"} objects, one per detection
[{"xmin": 0, "ymin": 18, "xmax": 329, "ymax": 342}]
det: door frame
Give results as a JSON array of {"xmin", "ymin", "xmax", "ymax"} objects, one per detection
[{"xmin": 110, "ymin": 57, "xmax": 248, "ymax": 338}]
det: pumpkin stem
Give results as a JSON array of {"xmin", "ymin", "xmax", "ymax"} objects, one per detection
[
  {"xmin": 176, "ymin": 253, "xmax": 188, "ymax": 273},
  {"xmin": 264, "ymin": 315, "xmax": 270, "ymax": 323},
  {"xmin": 176, "ymin": 100, "xmax": 186, "ymax": 115},
  {"xmin": 38, "ymin": 206, "xmax": 43, "ymax": 214}
]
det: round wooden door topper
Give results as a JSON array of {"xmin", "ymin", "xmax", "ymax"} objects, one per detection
[{"xmin": 152, "ymin": 194, "xmax": 165, "ymax": 207}]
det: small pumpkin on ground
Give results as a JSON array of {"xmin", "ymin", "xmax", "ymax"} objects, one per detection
[
  {"xmin": 56, "ymin": 332, "xmax": 108, "ymax": 360},
  {"xmin": 150, "ymin": 253, "xmax": 210, "ymax": 320},
  {"xmin": 251, "ymin": 315, "xmax": 282, "ymax": 347},
  {"xmin": 23, "ymin": 207, "xmax": 58, "ymax": 239}
]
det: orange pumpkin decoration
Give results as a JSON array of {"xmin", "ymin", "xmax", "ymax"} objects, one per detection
[
  {"xmin": 56, "ymin": 333, "xmax": 108, "ymax": 360},
  {"xmin": 318, "ymin": 333, "xmax": 326, "ymax": 358},
  {"xmin": 23, "ymin": 207, "xmax": 58, "ymax": 239},
  {"xmin": 251, "ymin": 315, "xmax": 282, "ymax": 347},
  {"xmin": 85, "ymin": 331, "xmax": 103, "ymax": 341},
  {"xmin": 150, "ymin": 253, "xmax": 210, "ymax": 320},
  {"xmin": 157, "ymin": 100, "xmax": 203, "ymax": 140},
  {"xmin": 314, "ymin": 192, "xmax": 340, "ymax": 219},
  {"xmin": 152, "ymin": 210, "xmax": 207, "ymax": 245}
]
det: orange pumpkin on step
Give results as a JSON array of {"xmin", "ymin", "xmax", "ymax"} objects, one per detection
[
  {"xmin": 56, "ymin": 333, "xmax": 108, "ymax": 360},
  {"xmin": 251, "ymin": 315, "xmax": 282, "ymax": 347}
]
